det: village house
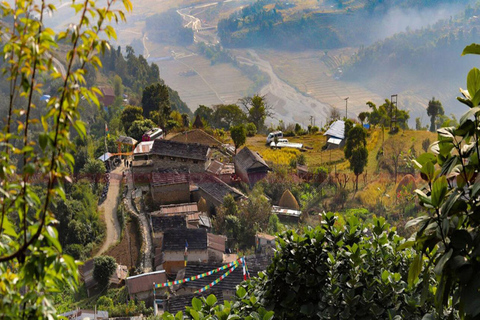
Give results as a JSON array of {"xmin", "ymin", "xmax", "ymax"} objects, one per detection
[
  {"xmin": 98, "ymin": 86, "xmax": 115, "ymax": 106},
  {"xmin": 149, "ymin": 172, "xmax": 191, "ymax": 206},
  {"xmin": 234, "ymin": 147, "xmax": 271, "ymax": 187},
  {"xmin": 169, "ymin": 129, "xmax": 222, "ymax": 148},
  {"xmin": 173, "ymin": 255, "xmax": 271, "ymax": 301},
  {"xmin": 60, "ymin": 309, "xmax": 109, "ymax": 320},
  {"xmin": 324, "ymin": 119, "xmax": 345, "ymax": 149},
  {"xmin": 206, "ymin": 160, "xmax": 235, "ymax": 184},
  {"xmin": 190, "ymin": 174, "xmax": 246, "ymax": 214},
  {"xmin": 255, "ymin": 233, "xmax": 276, "ymax": 255},
  {"xmin": 126, "ymin": 270, "xmax": 167, "ymax": 303},
  {"xmin": 150, "ymin": 139, "xmax": 212, "ymax": 173},
  {"xmin": 158, "ymin": 228, "xmax": 226, "ymax": 275}
]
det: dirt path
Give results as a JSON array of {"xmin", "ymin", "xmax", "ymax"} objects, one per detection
[{"xmin": 96, "ymin": 165, "xmax": 124, "ymax": 256}]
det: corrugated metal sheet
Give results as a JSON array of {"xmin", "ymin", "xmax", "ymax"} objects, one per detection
[
  {"xmin": 324, "ymin": 120, "xmax": 345, "ymax": 139},
  {"xmin": 150, "ymin": 172, "xmax": 189, "ymax": 186},
  {"xmin": 327, "ymin": 137, "xmax": 342, "ymax": 145},
  {"xmin": 207, "ymin": 233, "xmax": 226, "ymax": 252},
  {"xmin": 126, "ymin": 271, "xmax": 167, "ymax": 295},
  {"xmin": 133, "ymin": 141, "xmax": 154, "ymax": 154},
  {"xmin": 151, "ymin": 203, "xmax": 199, "ymax": 216}
]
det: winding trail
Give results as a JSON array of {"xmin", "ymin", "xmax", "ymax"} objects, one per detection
[{"xmin": 96, "ymin": 165, "xmax": 123, "ymax": 256}]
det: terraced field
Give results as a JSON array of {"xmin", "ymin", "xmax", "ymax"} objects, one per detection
[{"xmin": 257, "ymin": 48, "xmax": 384, "ymax": 119}]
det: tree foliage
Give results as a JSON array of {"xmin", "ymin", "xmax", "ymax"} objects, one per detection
[
  {"xmin": 0, "ymin": 0, "xmax": 131, "ymax": 318},
  {"xmin": 121, "ymin": 105, "xmax": 144, "ymax": 133},
  {"xmin": 426, "ymin": 97, "xmax": 444, "ymax": 132},
  {"xmin": 128, "ymin": 119, "xmax": 156, "ymax": 141},
  {"xmin": 240, "ymin": 94, "xmax": 272, "ymax": 132},
  {"xmin": 93, "ymin": 256, "xmax": 117, "ymax": 288},
  {"xmin": 344, "ymin": 126, "xmax": 368, "ymax": 191},
  {"xmin": 230, "ymin": 124, "xmax": 247, "ymax": 153},
  {"xmin": 141, "ymin": 82, "xmax": 171, "ymax": 124}
]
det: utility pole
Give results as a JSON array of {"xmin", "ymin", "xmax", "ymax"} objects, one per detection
[{"xmin": 344, "ymin": 97, "xmax": 349, "ymax": 119}]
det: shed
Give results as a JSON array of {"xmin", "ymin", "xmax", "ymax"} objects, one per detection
[
  {"xmin": 324, "ymin": 120, "xmax": 345, "ymax": 149},
  {"xmin": 234, "ymin": 147, "xmax": 271, "ymax": 187},
  {"xmin": 126, "ymin": 270, "xmax": 167, "ymax": 302}
]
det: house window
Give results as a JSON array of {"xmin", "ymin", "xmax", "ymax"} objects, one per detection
[{"xmin": 193, "ymin": 160, "xmax": 198, "ymax": 164}]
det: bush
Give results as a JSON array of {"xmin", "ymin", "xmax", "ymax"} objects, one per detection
[
  {"xmin": 263, "ymin": 213, "xmax": 434, "ymax": 319},
  {"xmin": 245, "ymin": 122, "xmax": 257, "ymax": 136},
  {"xmin": 93, "ymin": 256, "xmax": 117, "ymax": 288}
]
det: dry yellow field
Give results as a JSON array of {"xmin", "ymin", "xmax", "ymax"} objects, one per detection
[{"xmin": 245, "ymin": 128, "xmax": 437, "ymax": 174}]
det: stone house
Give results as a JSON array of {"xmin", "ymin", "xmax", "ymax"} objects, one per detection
[
  {"xmin": 190, "ymin": 174, "xmax": 245, "ymax": 214},
  {"xmin": 149, "ymin": 172, "xmax": 191, "ymax": 206},
  {"xmin": 158, "ymin": 228, "xmax": 226, "ymax": 275},
  {"xmin": 150, "ymin": 140, "xmax": 212, "ymax": 173},
  {"xmin": 234, "ymin": 147, "xmax": 271, "ymax": 187}
]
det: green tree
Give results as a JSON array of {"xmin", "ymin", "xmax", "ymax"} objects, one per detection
[
  {"xmin": 358, "ymin": 111, "xmax": 369, "ymax": 126},
  {"xmin": 240, "ymin": 94, "xmax": 272, "ymax": 132},
  {"xmin": 246, "ymin": 122, "xmax": 257, "ymax": 137},
  {"xmin": 141, "ymin": 82, "xmax": 171, "ymax": 125},
  {"xmin": 93, "ymin": 256, "xmax": 117, "ymax": 288},
  {"xmin": 212, "ymin": 104, "xmax": 247, "ymax": 129},
  {"xmin": 121, "ymin": 105, "xmax": 143, "ymax": 133},
  {"xmin": 80, "ymin": 158, "xmax": 107, "ymax": 190},
  {"xmin": 0, "ymin": 0, "xmax": 131, "ymax": 318},
  {"xmin": 230, "ymin": 124, "xmax": 247, "ymax": 153},
  {"xmin": 128, "ymin": 119, "xmax": 156, "ymax": 141},
  {"xmin": 344, "ymin": 126, "xmax": 368, "ymax": 191},
  {"xmin": 426, "ymin": 97, "xmax": 444, "ymax": 132},
  {"xmin": 113, "ymin": 74, "xmax": 123, "ymax": 97},
  {"xmin": 194, "ymin": 105, "xmax": 213, "ymax": 126}
]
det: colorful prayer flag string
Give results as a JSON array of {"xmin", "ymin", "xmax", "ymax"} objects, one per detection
[
  {"xmin": 154, "ymin": 258, "xmax": 242, "ymax": 288},
  {"xmin": 194, "ymin": 264, "xmax": 238, "ymax": 294}
]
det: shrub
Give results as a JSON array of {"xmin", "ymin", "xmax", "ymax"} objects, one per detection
[
  {"xmin": 263, "ymin": 213, "xmax": 434, "ymax": 319},
  {"xmin": 245, "ymin": 122, "xmax": 257, "ymax": 136},
  {"xmin": 93, "ymin": 256, "xmax": 117, "ymax": 288}
]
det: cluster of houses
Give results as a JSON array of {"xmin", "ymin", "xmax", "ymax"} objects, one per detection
[{"xmin": 79, "ymin": 128, "xmax": 303, "ymax": 316}]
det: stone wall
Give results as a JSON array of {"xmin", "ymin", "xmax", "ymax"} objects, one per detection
[
  {"xmin": 150, "ymin": 155, "xmax": 210, "ymax": 173},
  {"xmin": 151, "ymin": 182, "xmax": 191, "ymax": 206}
]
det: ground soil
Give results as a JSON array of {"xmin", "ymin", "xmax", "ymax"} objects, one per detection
[{"xmin": 105, "ymin": 220, "xmax": 140, "ymax": 269}]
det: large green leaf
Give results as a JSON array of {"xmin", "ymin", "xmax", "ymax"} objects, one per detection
[
  {"xmin": 467, "ymin": 68, "xmax": 480, "ymax": 100},
  {"xmin": 462, "ymin": 43, "xmax": 480, "ymax": 56},
  {"xmin": 460, "ymin": 106, "xmax": 480, "ymax": 125},
  {"xmin": 408, "ymin": 254, "xmax": 423, "ymax": 287},
  {"xmin": 431, "ymin": 176, "xmax": 448, "ymax": 208},
  {"xmin": 434, "ymin": 249, "xmax": 452, "ymax": 275}
]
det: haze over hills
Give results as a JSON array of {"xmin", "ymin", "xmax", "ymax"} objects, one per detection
[{"xmin": 40, "ymin": 0, "xmax": 479, "ymax": 126}]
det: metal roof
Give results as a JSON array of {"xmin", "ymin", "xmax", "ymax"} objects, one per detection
[
  {"xmin": 116, "ymin": 135, "xmax": 138, "ymax": 145},
  {"xmin": 324, "ymin": 120, "xmax": 345, "ymax": 140},
  {"xmin": 134, "ymin": 141, "xmax": 154, "ymax": 154},
  {"xmin": 327, "ymin": 137, "xmax": 342, "ymax": 145},
  {"xmin": 97, "ymin": 152, "xmax": 113, "ymax": 162}
]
